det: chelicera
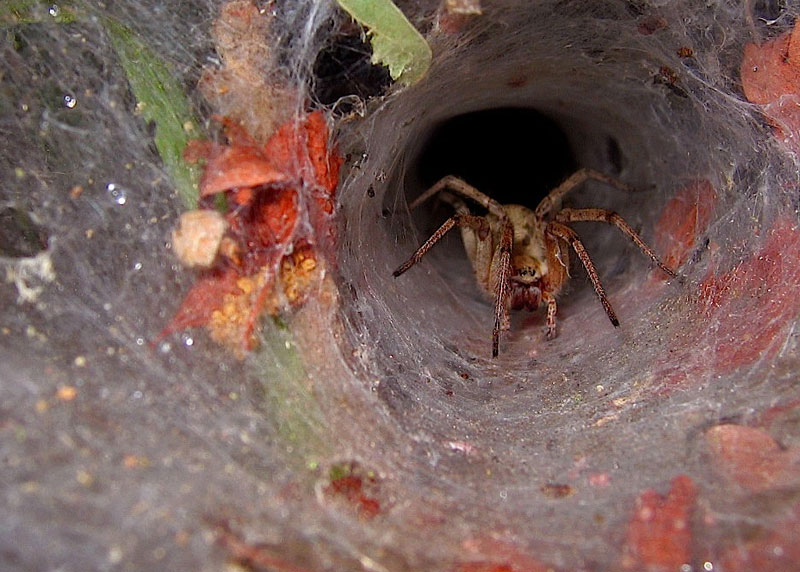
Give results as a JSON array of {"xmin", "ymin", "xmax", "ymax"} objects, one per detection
[{"xmin": 393, "ymin": 168, "xmax": 677, "ymax": 357}]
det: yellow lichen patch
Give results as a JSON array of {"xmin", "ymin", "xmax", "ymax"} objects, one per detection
[
  {"xmin": 218, "ymin": 236, "xmax": 241, "ymax": 266},
  {"xmin": 56, "ymin": 385, "xmax": 77, "ymax": 401},
  {"xmin": 208, "ymin": 272, "xmax": 277, "ymax": 353},
  {"xmin": 281, "ymin": 243, "xmax": 319, "ymax": 306},
  {"xmin": 123, "ymin": 454, "xmax": 150, "ymax": 469}
]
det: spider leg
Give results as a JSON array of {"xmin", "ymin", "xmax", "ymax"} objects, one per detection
[
  {"xmin": 535, "ymin": 168, "xmax": 638, "ymax": 219},
  {"xmin": 437, "ymin": 192, "xmax": 495, "ymax": 292},
  {"xmin": 546, "ymin": 221, "xmax": 620, "ymax": 328},
  {"xmin": 393, "ymin": 214, "xmax": 490, "ymax": 277},
  {"xmin": 554, "ymin": 208, "xmax": 677, "ymax": 278},
  {"xmin": 541, "ymin": 291, "xmax": 558, "ymax": 340},
  {"xmin": 403, "ymin": 175, "xmax": 514, "ymax": 357},
  {"xmin": 409, "ymin": 175, "xmax": 507, "ymax": 219},
  {"xmin": 492, "ymin": 219, "xmax": 514, "ymax": 357}
]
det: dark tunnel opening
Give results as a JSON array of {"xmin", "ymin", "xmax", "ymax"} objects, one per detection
[{"xmin": 413, "ymin": 107, "xmax": 579, "ymax": 209}]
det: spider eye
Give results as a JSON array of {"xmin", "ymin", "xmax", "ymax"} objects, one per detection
[{"xmin": 516, "ymin": 267, "xmax": 538, "ymax": 279}]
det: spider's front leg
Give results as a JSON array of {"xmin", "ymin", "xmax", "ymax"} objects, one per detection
[
  {"xmin": 392, "ymin": 214, "xmax": 490, "ymax": 277},
  {"xmin": 546, "ymin": 221, "xmax": 620, "ymax": 329},
  {"xmin": 555, "ymin": 207, "xmax": 677, "ymax": 278},
  {"xmin": 491, "ymin": 218, "xmax": 514, "ymax": 357},
  {"xmin": 542, "ymin": 291, "xmax": 558, "ymax": 340}
]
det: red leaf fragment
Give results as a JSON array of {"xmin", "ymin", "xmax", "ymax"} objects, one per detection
[
  {"xmin": 456, "ymin": 564, "xmax": 518, "ymax": 572},
  {"xmin": 157, "ymin": 268, "xmax": 241, "ymax": 339},
  {"xmin": 198, "ymin": 143, "xmax": 290, "ymax": 197},
  {"xmin": 457, "ymin": 538, "xmax": 555, "ymax": 572},
  {"xmin": 697, "ymin": 217, "xmax": 800, "ymax": 372},
  {"xmin": 741, "ymin": 23, "xmax": 800, "ymax": 152},
  {"xmin": 654, "ymin": 180, "xmax": 717, "ymax": 270},
  {"xmin": 718, "ymin": 503, "xmax": 800, "ymax": 572},
  {"xmin": 637, "ymin": 15, "xmax": 668, "ymax": 35},
  {"xmin": 323, "ymin": 462, "xmax": 382, "ymax": 520},
  {"xmin": 621, "ymin": 475, "xmax": 697, "ymax": 571},
  {"xmin": 161, "ymin": 110, "xmax": 341, "ymax": 353},
  {"xmin": 216, "ymin": 523, "xmax": 319, "ymax": 572},
  {"xmin": 654, "ymin": 217, "xmax": 800, "ymax": 389},
  {"xmin": 705, "ymin": 424, "xmax": 800, "ymax": 492},
  {"xmin": 185, "ymin": 111, "xmax": 339, "ymax": 200}
]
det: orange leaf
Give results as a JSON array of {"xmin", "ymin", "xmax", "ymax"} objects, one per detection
[
  {"xmin": 741, "ymin": 24, "xmax": 800, "ymax": 104},
  {"xmin": 199, "ymin": 143, "xmax": 289, "ymax": 197},
  {"xmin": 698, "ymin": 218, "xmax": 800, "ymax": 371},
  {"xmin": 705, "ymin": 424, "xmax": 800, "ymax": 492},
  {"xmin": 157, "ymin": 268, "xmax": 242, "ymax": 338},
  {"xmin": 719, "ymin": 502, "xmax": 800, "ymax": 571},
  {"xmin": 161, "ymin": 111, "xmax": 341, "ymax": 351},
  {"xmin": 621, "ymin": 475, "xmax": 696, "ymax": 571},
  {"xmin": 655, "ymin": 180, "xmax": 716, "ymax": 269},
  {"xmin": 741, "ymin": 24, "xmax": 800, "ymax": 151}
]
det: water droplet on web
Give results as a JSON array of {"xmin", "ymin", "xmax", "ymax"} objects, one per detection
[
  {"xmin": 106, "ymin": 183, "xmax": 127, "ymax": 205},
  {"xmin": 63, "ymin": 93, "xmax": 76, "ymax": 108}
]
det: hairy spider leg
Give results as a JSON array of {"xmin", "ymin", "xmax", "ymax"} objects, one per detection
[
  {"xmin": 437, "ymin": 192, "xmax": 496, "ymax": 295},
  {"xmin": 546, "ymin": 221, "xmax": 620, "ymax": 328},
  {"xmin": 393, "ymin": 214, "xmax": 490, "ymax": 277},
  {"xmin": 541, "ymin": 291, "xmax": 559, "ymax": 340},
  {"xmin": 554, "ymin": 208, "xmax": 677, "ymax": 278},
  {"xmin": 409, "ymin": 175, "xmax": 507, "ymax": 218},
  {"xmin": 492, "ymin": 219, "xmax": 514, "ymax": 357},
  {"xmin": 535, "ymin": 168, "xmax": 638, "ymax": 219}
]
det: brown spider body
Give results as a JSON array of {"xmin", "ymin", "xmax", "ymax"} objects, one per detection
[
  {"xmin": 393, "ymin": 169, "xmax": 677, "ymax": 357},
  {"xmin": 461, "ymin": 205, "xmax": 562, "ymax": 314}
]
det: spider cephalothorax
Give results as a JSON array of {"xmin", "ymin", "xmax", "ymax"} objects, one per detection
[{"xmin": 393, "ymin": 169, "xmax": 677, "ymax": 357}]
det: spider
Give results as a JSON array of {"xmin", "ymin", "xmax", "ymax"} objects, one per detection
[{"xmin": 393, "ymin": 168, "xmax": 677, "ymax": 357}]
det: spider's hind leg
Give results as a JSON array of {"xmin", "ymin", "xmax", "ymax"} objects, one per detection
[
  {"xmin": 535, "ymin": 168, "xmax": 638, "ymax": 219},
  {"xmin": 409, "ymin": 175, "xmax": 507, "ymax": 219}
]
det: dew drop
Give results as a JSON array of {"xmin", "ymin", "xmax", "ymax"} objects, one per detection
[
  {"xmin": 48, "ymin": 4, "xmax": 60, "ymax": 17},
  {"xmin": 63, "ymin": 93, "xmax": 76, "ymax": 108},
  {"xmin": 133, "ymin": 262, "xmax": 142, "ymax": 271},
  {"xmin": 106, "ymin": 183, "xmax": 127, "ymax": 205}
]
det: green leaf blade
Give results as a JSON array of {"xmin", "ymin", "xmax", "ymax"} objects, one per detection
[
  {"xmin": 337, "ymin": 0, "xmax": 431, "ymax": 86},
  {"xmin": 105, "ymin": 17, "xmax": 201, "ymax": 208}
]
